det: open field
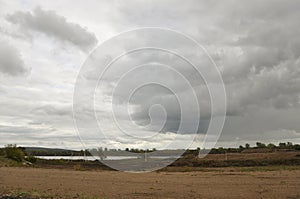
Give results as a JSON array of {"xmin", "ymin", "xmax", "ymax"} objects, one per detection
[
  {"xmin": 1, "ymin": 151, "xmax": 300, "ymax": 198},
  {"xmin": 1, "ymin": 167, "xmax": 300, "ymax": 199}
]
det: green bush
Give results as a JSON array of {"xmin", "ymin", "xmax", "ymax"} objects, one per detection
[
  {"xmin": 4, "ymin": 144, "xmax": 25, "ymax": 162},
  {"xmin": 0, "ymin": 148, "xmax": 5, "ymax": 156},
  {"xmin": 25, "ymin": 155, "xmax": 37, "ymax": 163}
]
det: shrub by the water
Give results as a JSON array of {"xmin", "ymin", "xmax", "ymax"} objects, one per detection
[
  {"xmin": 4, "ymin": 144, "xmax": 25, "ymax": 162},
  {"xmin": 25, "ymin": 155, "xmax": 37, "ymax": 163}
]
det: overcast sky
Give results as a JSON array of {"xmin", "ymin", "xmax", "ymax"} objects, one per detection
[{"xmin": 0, "ymin": 0, "xmax": 300, "ymax": 150}]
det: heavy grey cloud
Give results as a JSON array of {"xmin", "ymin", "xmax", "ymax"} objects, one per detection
[
  {"xmin": 0, "ymin": 40, "xmax": 28, "ymax": 76},
  {"xmin": 0, "ymin": 0, "xmax": 300, "ymax": 149},
  {"xmin": 89, "ymin": 0, "xmax": 300, "ymax": 142},
  {"xmin": 6, "ymin": 7, "xmax": 98, "ymax": 51}
]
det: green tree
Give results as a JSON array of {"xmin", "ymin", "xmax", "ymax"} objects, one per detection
[
  {"xmin": 279, "ymin": 142, "xmax": 287, "ymax": 148},
  {"xmin": 4, "ymin": 144, "xmax": 25, "ymax": 162},
  {"xmin": 256, "ymin": 142, "xmax": 266, "ymax": 148},
  {"xmin": 287, "ymin": 142, "xmax": 293, "ymax": 148},
  {"xmin": 267, "ymin": 143, "xmax": 276, "ymax": 149}
]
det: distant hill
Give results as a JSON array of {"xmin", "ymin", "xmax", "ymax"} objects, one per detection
[
  {"xmin": 24, "ymin": 147, "xmax": 84, "ymax": 156},
  {"xmin": 25, "ymin": 147, "xmax": 77, "ymax": 152}
]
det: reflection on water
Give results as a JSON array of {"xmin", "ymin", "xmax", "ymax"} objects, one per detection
[{"xmin": 35, "ymin": 155, "xmax": 180, "ymax": 161}]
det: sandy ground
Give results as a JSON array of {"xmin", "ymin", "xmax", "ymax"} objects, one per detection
[{"xmin": 1, "ymin": 167, "xmax": 300, "ymax": 199}]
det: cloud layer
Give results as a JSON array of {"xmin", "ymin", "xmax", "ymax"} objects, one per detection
[
  {"xmin": 6, "ymin": 7, "xmax": 98, "ymax": 51},
  {"xmin": 0, "ymin": 40, "xmax": 28, "ymax": 76},
  {"xmin": 0, "ymin": 0, "xmax": 299, "ymax": 149}
]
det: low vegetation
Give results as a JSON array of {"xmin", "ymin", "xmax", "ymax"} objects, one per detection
[
  {"xmin": 0, "ymin": 142, "xmax": 299, "ymax": 171},
  {"xmin": 2, "ymin": 144, "xmax": 25, "ymax": 162}
]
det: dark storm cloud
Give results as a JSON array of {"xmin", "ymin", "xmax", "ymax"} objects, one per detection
[{"xmin": 93, "ymin": 0, "xmax": 300, "ymax": 137}]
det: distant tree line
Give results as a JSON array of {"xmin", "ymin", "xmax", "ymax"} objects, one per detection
[
  {"xmin": 25, "ymin": 149, "xmax": 91, "ymax": 156},
  {"xmin": 211, "ymin": 142, "xmax": 300, "ymax": 154},
  {"xmin": 1, "ymin": 142, "xmax": 299, "ymax": 158},
  {"xmin": 183, "ymin": 142, "xmax": 300, "ymax": 156},
  {"xmin": 124, "ymin": 148, "xmax": 157, "ymax": 153}
]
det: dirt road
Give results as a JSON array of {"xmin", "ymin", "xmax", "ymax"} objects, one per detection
[{"xmin": 1, "ymin": 167, "xmax": 300, "ymax": 198}]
